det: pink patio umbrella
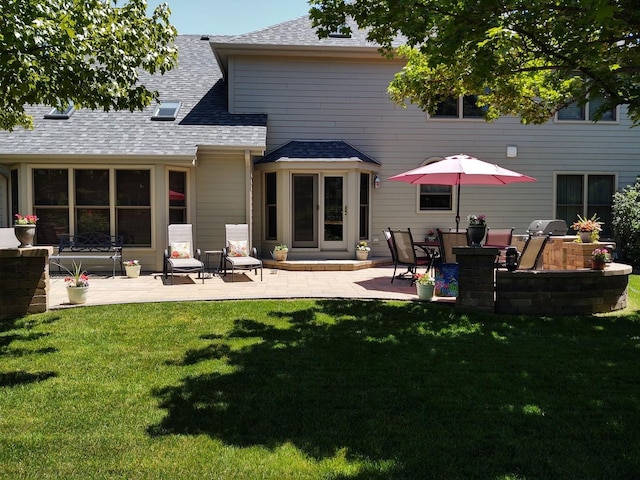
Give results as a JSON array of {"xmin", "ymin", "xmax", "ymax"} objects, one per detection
[{"xmin": 388, "ymin": 154, "xmax": 536, "ymax": 231}]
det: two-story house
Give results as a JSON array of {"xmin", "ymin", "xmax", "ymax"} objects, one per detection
[{"xmin": 1, "ymin": 15, "xmax": 638, "ymax": 271}]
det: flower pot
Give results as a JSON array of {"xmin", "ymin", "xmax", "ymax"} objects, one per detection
[
  {"xmin": 274, "ymin": 250, "xmax": 288, "ymax": 261},
  {"xmin": 356, "ymin": 250, "xmax": 369, "ymax": 260},
  {"xmin": 67, "ymin": 286, "xmax": 89, "ymax": 305},
  {"xmin": 14, "ymin": 224, "xmax": 36, "ymax": 247},
  {"xmin": 125, "ymin": 265, "xmax": 141, "ymax": 278},
  {"xmin": 467, "ymin": 225, "xmax": 486, "ymax": 247},
  {"xmin": 579, "ymin": 231, "xmax": 593, "ymax": 243},
  {"xmin": 416, "ymin": 283, "xmax": 435, "ymax": 300},
  {"xmin": 592, "ymin": 259, "xmax": 606, "ymax": 270}
]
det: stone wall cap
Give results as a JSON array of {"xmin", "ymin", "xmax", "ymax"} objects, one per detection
[{"xmin": 453, "ymin": 246, "xmax": 499, "ymax": 256}]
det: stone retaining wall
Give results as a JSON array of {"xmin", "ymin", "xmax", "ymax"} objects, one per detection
[
  {"xmin": 495, "ymin": 263, "xmax": 631, "ymax": 315},
  {"xmin": 0, "ymin": 247, "xmax": 52, "ymax": 321}
]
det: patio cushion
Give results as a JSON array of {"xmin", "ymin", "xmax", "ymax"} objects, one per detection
[
  {"xmin": 228, "ymin": 240, "xmax": 248, "ymax": 257},
  {"xmin": 170, "ymin": 242, "xmax": 191, "ymax": 259}
]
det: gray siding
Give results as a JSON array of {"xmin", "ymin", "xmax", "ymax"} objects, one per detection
[{"xmin": 230, "ymin": 54, "xmax": 640, "ymax": 254}]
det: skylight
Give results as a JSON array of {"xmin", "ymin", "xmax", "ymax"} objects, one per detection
[
  {"xmin": 151, "ymin": 101, "xmax": 181, "ymax": 121},
  {"xmin": 44, "ymin": 103, "xmax": 75, "ymax": 119}
]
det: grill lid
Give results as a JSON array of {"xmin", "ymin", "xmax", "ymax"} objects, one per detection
[{"xmin": 527, "ymin": 219, "xmax": 568, "ymax": 235}]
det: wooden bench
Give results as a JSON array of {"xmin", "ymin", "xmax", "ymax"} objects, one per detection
[{"xmin": 49, "ymin": 232, "xmax": 124, "ymax": 277}]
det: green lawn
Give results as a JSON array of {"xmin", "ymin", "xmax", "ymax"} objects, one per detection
[{"xmin": 1, "ymin": 277, "xmax": 639, "ymax": 479}]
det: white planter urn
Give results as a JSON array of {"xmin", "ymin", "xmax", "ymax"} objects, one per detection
[
  {"xmin": 356, "ymin": 250, "xmax": 369, "ymax": 260},
  {"xmin": 125, "ymin": 265, "xmax": 141, "ymax": 278},
  {"xmin": 67, "ymin": 286, "xmax": 89, "ymax": 305},
  {"xmin": 273, "ymin": 249, "xmax": 288, "ymax": 261},
  {"xmin": 579, "ymin": 231, "xmax": 593, "ymax": 243}
]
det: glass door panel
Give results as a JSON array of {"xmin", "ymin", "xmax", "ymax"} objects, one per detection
[
  {"xmin": 323, "ymin": 175, "xmax": 347, "ymax": 249},
  {"xmin": 292, "ymin": 174, "xmax": 317, "ymax": 248}
]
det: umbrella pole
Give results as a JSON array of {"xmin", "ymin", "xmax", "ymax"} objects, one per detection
[{"xmin": 455, "ymin": 176, "xmax": 461, "ymax": 232}]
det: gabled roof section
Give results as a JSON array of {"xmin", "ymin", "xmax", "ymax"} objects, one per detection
[
  {"xmin": 255, "ymin": 140, "xmax": 380, "ymax": 165},
  {"xmin": 0, "ymin": 36, "xmax": 267, "ymax": 157},
  {"xmin": 211, "ymin": 16, "xmax": 405, "ymax": 77}
]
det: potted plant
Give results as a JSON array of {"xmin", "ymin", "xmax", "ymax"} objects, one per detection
[
  {"xmin": 62, "ymin": 261, "xmax": 90, "ymax": 304},
  {"xmin": 467, "ymin": 214, "xmax": 487, "ymax": 246},
  {"xmin": 571, "ymin": 213, "xmax": 603, "ymax": 243},
  {"xmin": 426, "ymin": 229, "xmax": 437, "ymax": 243},
  {"xmin": 414, "ymin": 273, "xmax": 435, "ymax": 300},
  {"xmin": 124, "ymin": 259, "xmax": 141, "ymax": 278},
  {"xmin": 591, "ymin": 247, "xmax": 609, "ymax": 270},
  {"xmin": 13, "ymin": 213, "xmax": 38, "ymax": 247},
  {"xmin": 355, "ymin": 241, "xmax": 371, "ymax": 260},
  {"xmin": 273, "ymin": 244, "xmax": 288, "ymax": 261}
]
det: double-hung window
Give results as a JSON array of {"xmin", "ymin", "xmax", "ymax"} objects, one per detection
[
  {"xmin": 557, "ymin": 98, "xmax": 617, "ymax": 122},
  {"xmin": 418, "ymin": 158, "xmax": 452, "ymax": 212},
  {"xmin": 556, "ymin": 173, "xmax": 615, "ymax": 237},
  {"xmin": 431, "ymin": 95, "xmax": 487, "ymax": 119}
]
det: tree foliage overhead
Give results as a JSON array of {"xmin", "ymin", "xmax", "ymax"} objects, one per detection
[
  {"xmin": 309, "ymin": 0, "xmax": 640, "ymax": 125},
  {"xmin": 0, "ymin": 0, "xmax": 177, "ymax": 131}
]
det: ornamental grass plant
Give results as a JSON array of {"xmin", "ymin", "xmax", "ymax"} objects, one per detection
[{"xmin": 1, "ymin": 284, "xmax": 639, "ymax": 479}]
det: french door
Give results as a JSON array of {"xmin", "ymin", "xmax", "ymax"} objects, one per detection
[{"xmin": 292, "ymin": 173, "xmax": 347, "ymax": 250}]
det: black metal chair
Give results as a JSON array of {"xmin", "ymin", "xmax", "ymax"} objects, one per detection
[
  {"xmin": 388, "ymin": 228, "xmax": 433, "ymax": 283},
  {"xmin": 484, "ymin": 227, "xmax": 515, "ymax": 267}
]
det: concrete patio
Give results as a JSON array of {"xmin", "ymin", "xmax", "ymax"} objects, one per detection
[{"xmin": 48, "ymin": 264, "xmax": 424, "ymax": 309}]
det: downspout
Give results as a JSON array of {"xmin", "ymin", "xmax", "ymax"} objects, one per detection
[{"xmin": 245, "ymin": 149, "xmax": 253, "ymax": 242}]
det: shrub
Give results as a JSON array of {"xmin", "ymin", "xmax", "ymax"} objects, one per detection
[{"xmin": 612, "ymin": 177, "xmax": 640, "ymax": 267}]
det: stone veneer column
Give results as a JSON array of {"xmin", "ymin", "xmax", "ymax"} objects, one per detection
[
  {"xmin": 453, "ymin": 246, "xmax": 499, "ymax": 313},
  {"xmin": 0, "ymin": 247, "xmax": 52, "ymax": 321}
]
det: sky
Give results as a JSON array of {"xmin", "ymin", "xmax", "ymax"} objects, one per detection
[{"xmin": 146, "ymin": 0, "xmax": 312, "ymax": 35}]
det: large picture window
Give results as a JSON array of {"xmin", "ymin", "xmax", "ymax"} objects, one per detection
[
  {"xmin": 556, "ymin": 173, "xmax": 615, "ymax": 237},
  {"xmin": 33, "ymin": 167, "xmax": 152, "ymax": 246}
]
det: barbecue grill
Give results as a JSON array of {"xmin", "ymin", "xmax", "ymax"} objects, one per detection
[{"xmin": 526, "ymin": 219, "xmax": 568, "ymax": 236}]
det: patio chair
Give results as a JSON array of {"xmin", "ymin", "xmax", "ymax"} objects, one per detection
[
  {"xmin": 388, "ymin": 228, "xmax": 433, "ymax": 283},
  {"xmin": 224, "ymin": 224, "xmax": 263, "ymax": 281},
  {"xmin": 516, "ymin": 234, "xmax": 550, "ymax": 270},
  {"xmin": 437, "ymin": 229, "xmax": 469, "ymax": 263},
  {"xmin": 484, "ymin": 227, "xmax": 514, "ymax": 267},
  {"xmin": 163, "ymin": 224, "xmax": 205, "ymax": 284}
]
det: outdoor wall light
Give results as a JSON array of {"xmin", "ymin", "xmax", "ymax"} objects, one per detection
[{"xmin": 373, "ymin": 175, "xmax": 381, "ymax": 189}]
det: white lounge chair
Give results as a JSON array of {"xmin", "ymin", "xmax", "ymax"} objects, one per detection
[
  {"xmin": 224, "ymin": 224, "xmax": 263, "ymax": 281},
  {"xmin": 163, "ymin": 224, "xmax": 205, "ymax": 284}
]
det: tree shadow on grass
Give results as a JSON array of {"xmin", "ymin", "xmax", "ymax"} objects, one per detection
[
  {"xmin": 148, "ymin": 300, "xmax": 640, "ymax": 479},
  {"xmin": 0, "ymin": 316, "xmax": 58, "ymax": 388}
]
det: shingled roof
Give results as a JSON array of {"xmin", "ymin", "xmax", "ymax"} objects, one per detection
[
  {"xmin": 0, "ymin": 35, "xmax": 267, "ymax": 157},
  {"xmin": 211, "ymin": 15, "xmax": 405, "ymax": 76},
  {"xmin": 255, "ymin": 140, "xmax": 380, "ymax": 165}
]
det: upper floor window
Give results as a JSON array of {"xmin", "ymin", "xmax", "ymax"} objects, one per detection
[
  {"xmin": 431, "ymin": 95, "xmax": 487, "ymax": 119},
  {"xmin": 557, "ymin": 97, "xmax": 617, "ymax": 122}
]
